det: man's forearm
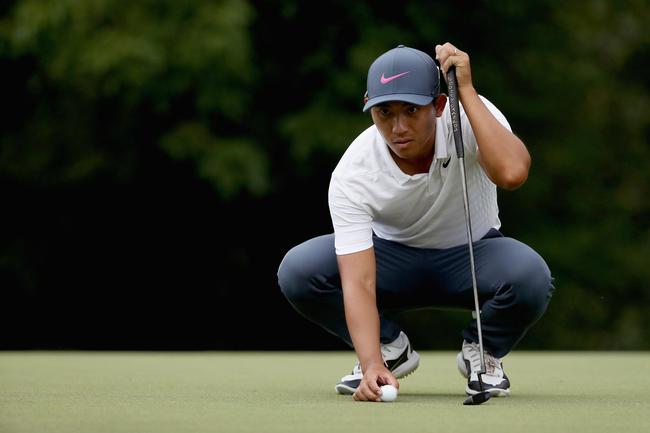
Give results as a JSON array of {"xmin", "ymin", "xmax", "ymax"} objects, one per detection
[
  {"xmin": 342, "ymin": 282, "xmax": 383, "ymax": 372},
  {"xmin": 337, "ymin": 248, "xmax": 384, "ymax": 373},
  {"xmin": 460, "ymin": 86, "xmax": 531, "ymax": 190}
]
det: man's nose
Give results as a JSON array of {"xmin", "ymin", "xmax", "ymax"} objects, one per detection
[{"xmin": 392, "ymin": 114, "xmax": 407, "ymax": 134}]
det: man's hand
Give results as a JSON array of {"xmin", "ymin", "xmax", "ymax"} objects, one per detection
[
  {"xmin": 435, "ymin": 42, "xmax": 530, "ymax": 190},
  {"xmin": 435, "ymin": 42, "xmax": 473, "ymax": 93},
  {"xmin": 352, "ymin": 364, "xmax": 400, "ymax": 402}
]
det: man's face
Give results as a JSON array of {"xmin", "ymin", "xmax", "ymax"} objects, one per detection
[{"xmin": 370, "ymin": 100, "xmax": 441, "ymax": 162}]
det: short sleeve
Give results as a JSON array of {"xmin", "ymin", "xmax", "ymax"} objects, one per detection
[
  {"xmin": 462, "ymin": 95, "xmax": 512, "ymax": 156},
  {"xmin": 328, "ymin": 176, "xmax": 374, "ymax": 255}
]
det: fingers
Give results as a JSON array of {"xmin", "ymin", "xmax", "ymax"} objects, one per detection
[
  {"xmin": 386, "ymin": 376, "xmax": 400, "ymax": 390},
  {"xmin": 352, "ymin": 371, "xmax": 399, "ymax": 402},
  {"xmin": 352, "ymin": 385, "xmax": 381, "ymax": 402},
  {"xmin": 376, "ymin": 372, "xmax": 399, "ymax": 390},
  {"xmin": 353, "ymin": 375, "xmax": 382, "ymax": 402},
  {"xmin": 434, "ymin": 42, "xmax": 463, "ymax": 74},
  {"xmin": 434, "ymin": 42, "xmax": 473, "ymax": 90}
]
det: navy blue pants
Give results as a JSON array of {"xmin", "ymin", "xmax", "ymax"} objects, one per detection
[{"xmin": 277, "ymin": 229, "xmax": 554, "ymax": 358}]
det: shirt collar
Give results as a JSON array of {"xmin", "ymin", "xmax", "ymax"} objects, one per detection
[{"xmin": 376, "ymin": 128, "xmax": 411, "ymax": 185}]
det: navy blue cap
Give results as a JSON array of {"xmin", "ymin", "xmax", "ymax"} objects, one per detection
[{"xmin": 363, "ymin": 45, "xmax": 440, "ymax": 112}]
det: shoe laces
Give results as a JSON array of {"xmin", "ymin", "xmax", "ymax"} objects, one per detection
[
  {"xmin": 484, "ymin": 355, "xmax": 502, "ymax": 376},
  {"xmin": 465, "ymin": 342, "xmax": 502, "ymax": 376}
]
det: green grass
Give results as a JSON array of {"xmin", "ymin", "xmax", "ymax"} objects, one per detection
[{"xmin": 1, "ymin": 351, "xmax": 649, "ymax": 433}]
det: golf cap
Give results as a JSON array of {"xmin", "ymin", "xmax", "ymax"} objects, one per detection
[{"xmin": 363, "ymin": 45, "xmax": 440, "ymax": 112}]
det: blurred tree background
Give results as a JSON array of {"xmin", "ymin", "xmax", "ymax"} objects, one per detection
[{"xmin": 1, "ymin": 0, "xmax": 648, "ymax": 350}]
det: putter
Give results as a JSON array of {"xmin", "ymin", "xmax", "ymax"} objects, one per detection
[{"xmin": 446, "ymin": 66, "xmax": 492, "ymax": 406}]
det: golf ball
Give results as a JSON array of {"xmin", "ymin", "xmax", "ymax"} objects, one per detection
[{"xmin": 379, "ymin": 384, "xmax": 398, "ymax": 402}]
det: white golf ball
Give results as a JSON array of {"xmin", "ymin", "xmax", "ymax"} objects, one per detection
[{"xmin": 379, "ymin": 384, "xmax": 398, "ymax": 402}]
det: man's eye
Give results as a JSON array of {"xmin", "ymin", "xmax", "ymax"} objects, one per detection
[
  {"xmin": 408, "ymin": 106, "xmax": 418, "ymax": 113},
  {"xmin": 380, "ymin": 109, "xmax": 391, "ymax": 116}
]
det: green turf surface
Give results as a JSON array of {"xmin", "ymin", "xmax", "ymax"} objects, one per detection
[{"xmin": 1, "ymin": 351, "xmax": 649, "ymax": 433}]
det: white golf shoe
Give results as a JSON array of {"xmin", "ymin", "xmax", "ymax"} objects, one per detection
[
  {"xmin": 335, "ymin": 331, "xmax": 420, "ymax": 395},
  {"xmin": 456, "ymin": 340, "xmax": 510, "ymax": 397}
]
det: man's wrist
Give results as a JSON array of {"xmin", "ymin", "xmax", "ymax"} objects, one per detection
[
  {"xmin": 360, "ymin": 355, "xmax": 385, "ymax": 372},
  {"xmin": 459, "ymin": 85, "xmax": 478, "ymax": 102}
]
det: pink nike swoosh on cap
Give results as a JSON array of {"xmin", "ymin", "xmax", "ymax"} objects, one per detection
[{"xmin": 380, "ymin": 71, "xmax": 410, "ymax": 84}]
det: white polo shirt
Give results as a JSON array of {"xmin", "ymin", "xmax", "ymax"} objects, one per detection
[{"xmin": 328, "ymin": 95, "xmax": 510, "ymax": 255}]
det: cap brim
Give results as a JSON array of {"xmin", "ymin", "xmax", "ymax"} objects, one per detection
[{"xmin": 363, "ymin": 94, "xmax": 434, "ymax": 112}]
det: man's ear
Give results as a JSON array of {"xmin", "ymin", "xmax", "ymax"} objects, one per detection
[{"xmin": 434, "ymin": 94, "xmax": 448, "ymax": 117}]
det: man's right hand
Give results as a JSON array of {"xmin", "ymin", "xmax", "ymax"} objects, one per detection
[{"xmin": 352, "ymin": 364, "xmax": 399, "ymax": 402}]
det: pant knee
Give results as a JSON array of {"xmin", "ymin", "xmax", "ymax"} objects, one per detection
[
  {"xmin": 277, "ymin": 246, "xmax": 307, "ymax": 303},
  {"xmin": 511, "ymin": 254, "xmax": 554, "ymax": 318},
  {"xmin": 277, "ymin": 235, "xmax": 338, "ymax": 304}
]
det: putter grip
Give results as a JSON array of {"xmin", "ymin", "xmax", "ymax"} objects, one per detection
[{"xmin": 447, "ymin": 67, "xmax": 464, "ymax": 158}]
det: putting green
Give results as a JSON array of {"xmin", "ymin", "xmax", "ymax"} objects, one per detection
[{"xmin": 1, "ymin": 352, "xmax": 649, "ymax": 433}]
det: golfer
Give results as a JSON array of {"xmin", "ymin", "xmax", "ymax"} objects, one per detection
[{"xmin": 278, "ymin": 43, "xmax": 554, "ymax": 402}]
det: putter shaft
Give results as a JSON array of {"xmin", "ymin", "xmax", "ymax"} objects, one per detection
[
  {"xmin": 447, "ymin": 66, "xmax": 490, "ymax": 404},
  {"xmin": 458, "ymin": 158, "xmax": 486, "ymax": 378}
]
